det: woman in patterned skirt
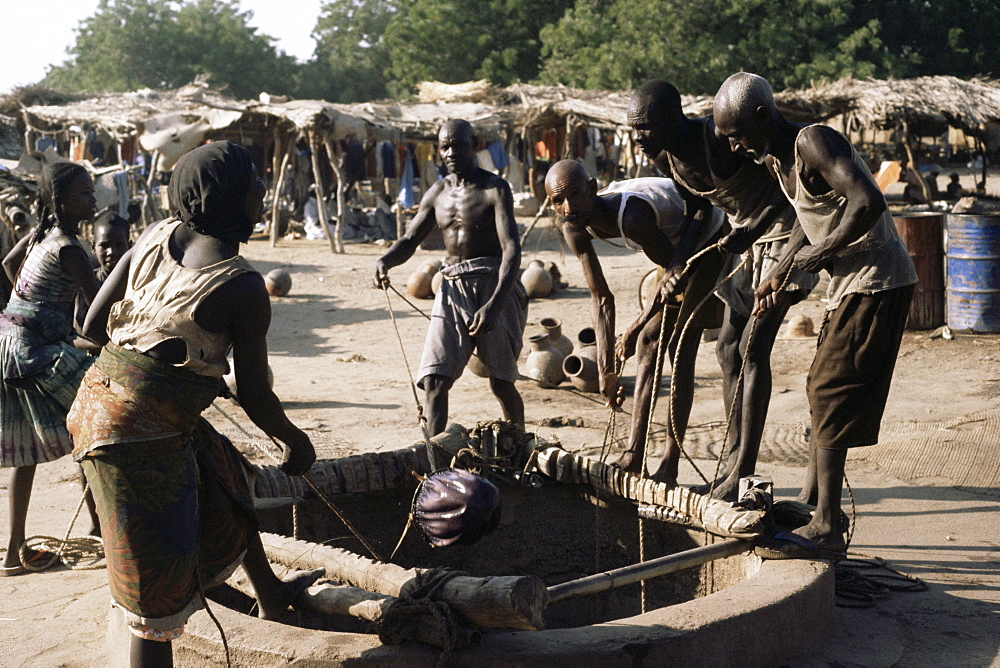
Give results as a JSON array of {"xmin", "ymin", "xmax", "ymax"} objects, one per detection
[{"xmin": 0, "ymin": 162, "xmax": 100, "ymax": 575}]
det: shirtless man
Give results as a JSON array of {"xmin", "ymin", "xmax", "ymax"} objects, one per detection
[
  {"xmin": 374, "ymin": 120, "xmax": 526, "ymax": 436},
  {"xmin": 714, "ymin": 73, "xmax": 916, "ymax": 557},
  {"xmin": 628, "ymin": 79, "xmax": 817, "ymax": 501},
  {"xmin": 545, "ymin": 159, "xmax": 725, "ymax": 485}
]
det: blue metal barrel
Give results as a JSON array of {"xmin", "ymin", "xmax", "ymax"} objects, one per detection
[{"xmin": 946, "ymin": 213, "xmax": 1000, "ymax": 332}]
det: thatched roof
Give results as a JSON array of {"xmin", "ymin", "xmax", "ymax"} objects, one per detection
[{"xmin": 775, "ymin": 76, "xmax": 1000, "ymax": 136}]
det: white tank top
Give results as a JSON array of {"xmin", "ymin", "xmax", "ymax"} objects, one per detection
[{"xmin": 599, "ymin": 177, "xmax": 724, "ymax": 251}]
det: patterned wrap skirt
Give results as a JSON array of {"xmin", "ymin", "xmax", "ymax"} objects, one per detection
[{"xmin": 68, "ymin": 344, "xmax": 257, "ymax": 637}]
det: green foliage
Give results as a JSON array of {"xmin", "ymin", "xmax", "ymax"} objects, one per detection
[
  {"xmin": 37, "ymin": 0, "xmax": 1000, "ymax": 103},
  {"xmin": 538, "ymin": 0, "xmax": 1000, "ymax": 94},
  {"xmin": 381, "ymin": 0, "xmax": 575, "ymax": 96},
  {"xmin": 307, "ymin": 0, "xmax": 400, "ymax": 102},
  {"xmin": 43, "ymin": 0, "xmax": 298, "ymax": 99}
]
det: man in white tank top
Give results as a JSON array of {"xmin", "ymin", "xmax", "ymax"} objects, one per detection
[
  {"xmin": 715, "ymin": 73, "xmax": 917, "ymax": 560},
  {"xmin": 544, "ymin": 159, "xmax": 726, "ymax": 486}
]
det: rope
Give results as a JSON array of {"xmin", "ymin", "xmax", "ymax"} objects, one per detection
[
  {"xmin": 210, "ymin": 401, "xmax": 384, "ymax": 562},
  {"xmin": 388, "ymin": 284, "xmax": 432, "ymax": 320},
  {"xmin": 833, "ymin": 554, "xmax": 927, "ymax": 608},
  {"xmin": 376, "ymin": 569, "xmax": 470, "ymax": 666},
  {"xmin": 17, "ymin": 484, "xmax": 104, "ymax": 572},
  {"xmin": 382, "ymin": 285, "xmax": 439, "ymax": 471},
  {"xmin": 703, "ymin": 262, "xmax": 795, "ymax": 502}
]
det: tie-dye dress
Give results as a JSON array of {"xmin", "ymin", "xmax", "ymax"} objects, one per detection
[{"xmin": 0, "ymin": 230, "xmax": 94, "ymax": 467}]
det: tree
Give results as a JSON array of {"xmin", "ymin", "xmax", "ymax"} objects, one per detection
[
  {"xmin": 309, "ymin": 0, "xmax": 401, "ymax": 102},
  {"xmin": 382, "ymin": 0, "xmax": 575, "ymax": 97},
  {"xmin": 44, "ymin": 0, "xmax": 298, "ymax": 98},
  {"xmin": 537, "ymin": 0, "xmax": 1000, "ymax": 94}
]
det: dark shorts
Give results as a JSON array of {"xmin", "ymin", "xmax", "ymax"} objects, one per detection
[{"xmin": 807, "ymin": 284, "xmax": 914, "ymax": 449}]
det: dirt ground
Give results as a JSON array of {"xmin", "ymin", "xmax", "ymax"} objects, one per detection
[{"xmin": 1, "ymin": 219, "xmax": 998, "ymax": 666}]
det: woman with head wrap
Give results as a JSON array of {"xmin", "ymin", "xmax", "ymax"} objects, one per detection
[
  {"xmin": 1, "ymin": 162, "xmax": 101, "ymax": 575},
  {"xmin": 68, "ymin": 142, "xmax": 319, "ymax": 666}
]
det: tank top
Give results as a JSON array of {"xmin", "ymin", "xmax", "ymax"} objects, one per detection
[
  {"xmin": 774, "ymin": 125, "xmax": 916, "ymax": 310},
  {"xmin": 599, "ymin": 177, "xmax": 724, "ymax": 252},
  {"xmin": 108, "ymin": 218, "xmax": 256, "ymax": 377},
  {"xmin": 666, "ymin": 123, "xmax": 794, "ymax": 234},
  {"xmin": 8, "ymin": 230, "xmax": 84, "ymax": 337}
]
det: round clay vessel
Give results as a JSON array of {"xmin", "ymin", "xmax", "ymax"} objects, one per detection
[
  {"xmin": 422, "ymin": 259, "xmax": 443, "ymax": 274},
  {"xmin": 431, "ymin": 270, "xmax": 444, "ymax": 295},
  {"xmin": 264, "ymin": 269, "xmax": 292, "ymax": 297},
  {"xmin": 521, "ymin": 262, "xmax": 553, "ymax": 299},
  {"xmin": 575, "ymin": 326, "xmax": 597, "ymax": 351},
  {"xmin": 466, "ymin": 353, "xmax": 489, "ymax": 378},
  {"xmin": 563, "ymin": 349, "xmax": 599, "ymax": 393},
  {"xmin": 523, "ymin": 334, "xmax": 565, "ymax": 387},
  {"xmin": 407, "ymin": 268, "xmax": 434, "ymax": 299},
  {"xmin": 784, "ymin": 314, "xmax": 816, "ymax": 338},
  {"xmin": 539, "ymin": 317, "xmax": 573, "ymax": 359}
]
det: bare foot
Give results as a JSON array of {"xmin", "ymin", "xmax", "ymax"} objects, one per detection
[
  {"xmin": 611, "ymin": 448, "xmax": 644, "ymax": 475},
  {"xmin": 789, "ymin": 522, "xmax": 846, "ymax": 554},
  {"xmin": 694, "ymin": 475, "xmax": 741, "ymax": 502},
  {"xmin": 258, "ymin": 568, "xmax": 325, "ymax": 620},
  {"xmin": 646, "ymin": 459, "xmax": 677, "ymax": 487}
]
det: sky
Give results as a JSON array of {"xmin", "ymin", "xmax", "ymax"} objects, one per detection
[{"xmin": 0, "ymin": 0, "xmax": 323, "ymax": 93}]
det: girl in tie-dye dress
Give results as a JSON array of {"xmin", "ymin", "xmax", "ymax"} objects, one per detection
[{"xmin": 0, "ymin": 162, "xmax": 100, "ymax": 575}]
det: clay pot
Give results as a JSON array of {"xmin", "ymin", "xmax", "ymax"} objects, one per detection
[
  {"xmin": 431, "ymin": 270, "xmax": 444, "ymax": 296},
  {"xmin": 521, "ymin": 260, "xmax": 553, "ymax": 298},
  {"xmin": 544, "ymin": 262, "xmax": 563, "ymax": 292},
  {"xmin": 575, "ymin": 326, "xmax": 597, "ymax": 351},
  {"xmin": 466, "ymin": 353, "xmax": 489, "ymax": 378},
  {"xmin": 422, "ymin": 259, "xmax": 443, "ymax": 274},
  {"xmin": 224, "ymin": 364, "xmax": 274, "ymax": 400},
  {"xmin": 563, "ymin": 346, "xmax": 599, "ymax": 393},
  {"xmin": 523, "ymin": 334, "xmax": 565, "ymax": 388},
  {"xmin": 407, "ymin": 268, "xmax": 435, "ymax": 299},
  {"xmin": 539, "ymin": 317, "xmax": 573, "ymax": 359},
  {"xmin": 784, "ymin": 314, "xmax": 816, "ymax": 338},
  {"xmin": 264, "ymin": 269, "xmax": 292, "ymax": 297}
]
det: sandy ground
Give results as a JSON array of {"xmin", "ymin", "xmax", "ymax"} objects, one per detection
[{"xmin": 1, "ymin": 219, "xmax": 998, "ymax": 666}]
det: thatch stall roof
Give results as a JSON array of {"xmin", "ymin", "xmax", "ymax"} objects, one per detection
[
  {"xmin": 507, "ymin": 83, "xmax": 713, "ymax": 131},
  {"xmin": 774, "ymin": 76, "xmax": 1000, "ymax": 137},
  {"xmin": 340, "ymin": 100, "xmax": 511, "ymax": 142}
]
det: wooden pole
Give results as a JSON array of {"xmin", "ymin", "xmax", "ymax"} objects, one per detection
[
  {"xmin": 902, "ymin": 121, "xmax": 931, "ymax": 203},
  {"xmin": 518, "ymin": 196, "xmax": 551, "ymax": 245},
  {"xmin": 270, "ymin": 137, "xmax": 295, "ymax": 247},
  {"xmin": 323, "ymin": 136, "xmax": 346, "ymax": 253},
  {"xmin": 268, "ymin": 125, "xmax": 282, "ymax": 238},
  {"xmin": 546, "ymin": 539, "xmax": 747, "ymax": 604},
  {"xmin": 140, "ymin": 151, "xmax": 160, "ymax": 229},
  {"xmin": 533, "ymin": 446, "xmax": 765, "ymax": 537},
  {"xmin": 259, "ymin": 532, "xmax": 547, "ymax": 630},
  {"xmin": 225, "ymin": 567, "xmax": 479, "ymax": 648},
  {"xmin": 308, "ymin": 130, "xmax": 337, "ymax": 254}
]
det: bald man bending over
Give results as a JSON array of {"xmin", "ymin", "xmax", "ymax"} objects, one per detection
[
  {"xmin": 545, "ymin": 160, "xmax": 725, "ymax": 485},
  {"xmin": 374, "ymin": 120, "xmax": 527, "ymax": 436},
  {"xmin": 714, "ymin": 73, "xmax": 916, "ymax": 558}
]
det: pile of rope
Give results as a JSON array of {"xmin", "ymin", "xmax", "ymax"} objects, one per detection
[{"xmin": 376, "ymin": 569, "xmax": 477, "ymax": 665}]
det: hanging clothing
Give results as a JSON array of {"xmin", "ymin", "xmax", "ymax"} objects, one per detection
[
  {"xmin": 398, "ymin": 145, "xmax": 415, "ymax": 209},
  {"xmin": 485, "ymin": 141, "xmax": 509, "ymax": 171},
  {"xmin": 340, "ymin": 138, "xmax": 366, "ymax": 184},
  {"xmin": 35, "ymin": 136, "xmax": 58, "ymax": 153},
  {"xmin": 378, "ymin": 141, "xmax": 396, "ymax": 178}
]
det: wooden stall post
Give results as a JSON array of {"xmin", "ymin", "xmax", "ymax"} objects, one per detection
[
  {"xmin": 308, "ymin": 130, "xmax": 337, "ymax": 254},
  {"xmin": 322, "ymin": 136, "xmax": 346, "ymax": 253},
  {"xmin": 267, "ymin": 125, "xmax": 282, "ymax": 238},
  {"xmin": 270, "ymin": 137, "xmax": 296, "ymax": 248},
  {"xmin": 140, "ymin": 151, "xmax": 160, "ymax": 229}
]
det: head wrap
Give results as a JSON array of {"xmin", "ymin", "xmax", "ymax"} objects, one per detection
[
  {"xmin": 168, "ymin": 141, "xmax": 256, "ymax": 243},
  {"xmin": 413, "ymin": 469, "xmax": 501, "ymax": 548}
]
